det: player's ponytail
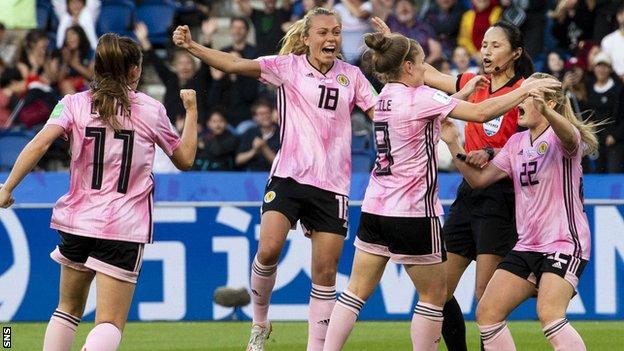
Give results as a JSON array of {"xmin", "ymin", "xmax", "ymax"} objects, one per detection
[
  {"xmin": 279, "ymin": 7, "xmax": 341, "ymax": 56},
  {"xmin": 91, "ymin": 33, "xmax": 142, "ymax": 130},
  {"xmin": 530, "ymin": 73, "xmax": 602, "ymax": 156},
  {"xmin": 363, "ymin": 32, "xmax": 422, "ymax": 82}
]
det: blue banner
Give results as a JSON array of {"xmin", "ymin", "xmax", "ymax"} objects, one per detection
[{"xmin": 0, "ymin": 172, "xmax": 623, "ymax": 322}]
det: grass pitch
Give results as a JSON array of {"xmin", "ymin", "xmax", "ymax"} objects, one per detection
[{"xmin": 5, "ymin": 320, "xmax": 622, "ymax": 350}]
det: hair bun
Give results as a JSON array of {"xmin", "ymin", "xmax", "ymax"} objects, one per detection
[{"xmin": 364, "ymin": 33, "xmax": 392, "ymax": 53}]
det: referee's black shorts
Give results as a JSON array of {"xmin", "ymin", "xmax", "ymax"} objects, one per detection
[{"xmin": 443, "ymin": 179, "xmax": 518, "ymax": 261}]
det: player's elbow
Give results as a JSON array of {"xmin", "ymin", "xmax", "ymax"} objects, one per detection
[{"xmin": 174, "ymin": 158, "xmax": 194, "ymax": 171}]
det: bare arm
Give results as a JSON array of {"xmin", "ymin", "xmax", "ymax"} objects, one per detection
[
  {"xmin": 236, "ymin": 0, "xmax": 253, "ymax": 17},
  {"xmin": 170, "ymin": 90, "xmax": 198, "ymax": 170},
  {"xmin": 370, "ymin": 0, "xmax": 392, "ymax": 20},
  {"xmin": 424, "ymin": 63, "xmax": 458, "ymax": 94},
  {"xmin": 173, "ymin": 26, "xmax": 261, "ymax": 78},
  {"xmin": 341, "ymin": 0, "xmax": 371, "ymax": 19},
  {"xmin": 532, "ymin": 90, "xmax": 579, "ymax": 153}
]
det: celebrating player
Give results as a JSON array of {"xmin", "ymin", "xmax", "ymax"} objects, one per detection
[
  {"xmin": 0, "ymin": 34, "xmax": 198, "ymax": 351},
  {"xmin": 441, "ymin": 72, "xmax": 598, "ymax": 351},
  {"xmin": 322, "ymin": 33, "xmax": 559, "ymax": 351},
  {"xmin": 172, "ymin": 7, "xmax": 377, "ymax": 351}
]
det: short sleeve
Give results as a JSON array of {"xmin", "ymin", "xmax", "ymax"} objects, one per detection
[
  {"xmin": 491, "ymin": 140, "xmax": 513, "ymax": 176},
  {"xmin": 554, "ymin": 126, "xmax": 582, "ymax": 159},
  {"xmin": 415, "ymin": 86, "xmax": 459, "ymax": 121},
  {"xmin": 456, "ymin": 72, "xmax": 476, "ymax": 92},
  {"xmin": 154, "ymin": 104, "xmax": 181, "ymax": 156},
  {"xmin": 354, "ymin": 69, "xmax": 377, "ymax": 112},
  {"xmin": 255, "ymin": 54, "xmax": 294, "ymax": 86},
  {"xmin": 46, "ymin": 95, "xmax": 73, "ymax": 139}
]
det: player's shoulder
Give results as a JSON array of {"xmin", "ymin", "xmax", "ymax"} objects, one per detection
[
  {"xmin": 507, "ymin": 130, "xmax": 528, "ymax": 147},
  {"xmin": 133, "ymin": 90, "xmax": 163, "ymax": 109}
]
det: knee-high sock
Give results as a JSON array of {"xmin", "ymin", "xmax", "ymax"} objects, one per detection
[
  {"xmin": 43, "ymin": 309, "xmax": 80, "ymax": 351},
  {"xmin": 478, "ymin": 321, "xmax": 516, "ymax": 351},
  {"xmin": 442, "ymin": 296, "xmax": 467, "ymax": 351},
  {"xmin": 322, "ymin": 290, "xmax": 365, "ymax": 351},
  {"xmin": 411, "ymin": 302, "xmax": 444, "ymax": 351},
  {"xmin": 81, "ymin": 323, "xmax": 122, "ymax": 351},
  {"xmin": 543, "ymin": 318, "xmax": 586, "ymax": 351},
  {"xmin": 307, "ymin": 284, "xmax": 336, "ymax": 351},
  {"xmin": 250, "ymin": 256, "xmax": 277, "ymax": 326}
]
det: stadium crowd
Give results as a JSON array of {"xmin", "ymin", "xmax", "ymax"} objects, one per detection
[{"xmin": 0, "ymin": 0, "xmax": 623, "ymax": 173}]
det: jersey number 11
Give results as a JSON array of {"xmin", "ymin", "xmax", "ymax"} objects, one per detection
[{"xmin": 85, "ymin": 127, "xmax": 135, "ymax": 194}]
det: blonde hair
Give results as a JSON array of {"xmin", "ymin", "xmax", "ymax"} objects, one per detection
[
  {"xmin": 530, "ymin": 73, "xmax": 602, "ymax": 156},
  {"xmin": 279, "ymin": 7, "xmax": 341, "ymax": 56},
  {"xmin": 363, "ymin": 32, "xmax": 422, "ymax": 82}
]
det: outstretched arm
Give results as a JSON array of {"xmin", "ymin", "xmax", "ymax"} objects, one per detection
[{"xmin": 531, "ymin": 90, "xmax": 579, "ymax": 153}]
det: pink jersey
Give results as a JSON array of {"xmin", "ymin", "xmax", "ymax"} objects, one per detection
[
  {"xmin": 256, "ymin": 54, "xmax": 376, "ymax": 196},
  {"xmin": 491, "ymin": 127, "xmax": 590, "ymax": 259},
  {"xmin": 46, "ymin": 91, "xmax": 181, "ymax": 243},
  {"xmin": 362, "ymin": 83, "xmax": 459, "ymax": 217}
]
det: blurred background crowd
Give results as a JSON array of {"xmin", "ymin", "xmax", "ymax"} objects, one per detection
[{"xmin": 0, "ymin": 0, "xmax": 623, "ymax": 174}]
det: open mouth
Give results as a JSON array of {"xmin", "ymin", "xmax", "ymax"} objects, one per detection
[
  {"xmin": 483, "ymin": 58, "xmax": 493, "ymax": 67},
  {"xmin": 322, "ymin": 46, "xmax": 336, "ymax": 55},
  {"xmin": 518, "ymin": 106, "xmax": 525, "ymax": 116}
]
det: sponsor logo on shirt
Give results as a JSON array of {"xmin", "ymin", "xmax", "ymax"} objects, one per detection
[
  {"xmin": 432, "ymin": 90, "xmax": 452, "ymax": 105},
  {"xmin": 49, "ymin": 103, "xmax": 64, "ymax": 119},
  {"xmin": 264, "ymin": 191, "xmax": 276, "ymax": 203},
  {"xmin": 483, "ymin": 116, "xmax": 504, "ymax": 136},
  {"xmin": 336, "ymin": 74, "xmax": 350, "ymax": 87},
  {"xmin": 537, "ymin": 141, "xmax": 549, "ymax": 155}
]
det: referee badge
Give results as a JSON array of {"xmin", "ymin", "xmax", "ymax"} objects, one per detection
[
  {"xmin": 336, "ymin": 74, "xmax": 350, "ymax": 87},
  {"xmin": 537, "ymin": 141, "xmax": 549, "ymax": 155},
  {"xmin": 264, "ymin": 191, "xmax": 276, "ymax": 203}
]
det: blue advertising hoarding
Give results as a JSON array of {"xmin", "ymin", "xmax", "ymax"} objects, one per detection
[{"xmin": 0, "ymin": 172, "xmax": 622, "ymax": 322}]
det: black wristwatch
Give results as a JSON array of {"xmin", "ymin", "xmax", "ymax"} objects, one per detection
[{"xmin": 484, "ymin": 146, "xmax": 495, "ymax": 161}]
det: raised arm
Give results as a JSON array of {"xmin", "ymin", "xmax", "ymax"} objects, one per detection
[
  {"xmin": 170, "ymin": 90, "xmax": 198, "ymax": 170},
  {"xmin": 341, "ymin": 0, "xmax": 371, "ymax": 19},
  {"xmin": 449, "ymin": 78, "xmax": 561, "ymax": 123},
  {"xmin": 173, "ymin": 25, "xmax": 261, "ymax": 78},
  {"xmin": 531, "ymin": 90, "xmax": 579, "ymax": 153},
  {"xmin": 440, "ymin": 120, "xmax": 508, "ymax": 189},
  {"xmin": 235, "ymin": 0, "xmax": 253, "ymax": 17},
  {"xmin": 0, "ymin": 125, "xmax": 65, "ymax": 208},
  {"xmin": 424, "ymin": 63, "xmax": 458, "ymax": 94}
]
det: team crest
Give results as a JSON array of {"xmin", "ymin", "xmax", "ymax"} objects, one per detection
[
  {"xmin": 537, "ymin": 141, "xmax": 549, "ymax": 155},
  {"xmin": 336, "ymin": 74, "xmax": 350, "ymax": 87},
  {"xmin": 264, "ymin": 191, "xmax": 276, "ymax": 203}
]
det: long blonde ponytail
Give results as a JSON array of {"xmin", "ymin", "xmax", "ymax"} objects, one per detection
[
  {"xmin": 279, "ymin": 7, "xmax": 341, "ymax": 56},
  {"xmin": 530, "ymin": 73, "xmax": 604, "ymax": 156}
]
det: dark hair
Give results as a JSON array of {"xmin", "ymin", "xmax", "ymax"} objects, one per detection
[
  {"xmin": 251, "ymin": 98, "xmax": 273, "ymax": 114},
  {"xmin": 231, "ymin": 16, "xmax": 250, "ymax": 31},
  {"xmin": 63, "ymin": 25, "xmax": 91, "ymax": 61},
  {"xmin": 208, "ymin": 109, "xmax": 228, "ymax": 122},
  {"xmin": 618, "ymin": 4, "xmax": 624, "ymax": 15},
  {"xmin": 91, "ymin": 33, "xmax": 142, "ymax": 130},
  {"xmin": 66, "ymin": 0, "xmax": 85, "ymax": 7},
  {"xmin": 25, "ymin": 29, "xmax": 49, "ymax": 49},
  {"xmin": 0, "ymin": 68, "xmax": 22, "ymax": 88},
  {"xmin": 0, "ymin": 22, "xmax": 5, "ymax": 31},
  {"xmin": 489, "ymin": 21, "xmax": 534, "ymax": 78},
  {"xmin": 363, "ymin": 32, "xmax": 422, "ymax": 82}
]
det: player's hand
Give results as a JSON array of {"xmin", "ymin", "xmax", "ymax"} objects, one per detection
[
  {"xmin": 180, "ymin": 89, "xmax": 197, "ymax": 110},
  {"xmin": 440, "ymin": 119, "xmax": 460, "ymax": 145},
  {"xmin": 529, "ymin": 89, "xmax": 548, "ymax": 115},
  {"xmin": 173, "ymin": 25, "xmax": 193, "ymax": 49},
  {"xmin": 465, "ymin": 150, "xmax": 489, "ymax": 168},
  {"xmin": 525, "ymin": 77, "xmax": 561, "ymax": 96},
  {"xmin": 0, "ymin": 185, "xmax": 15, "ymax": 209},
  {"xmin": 458, "ymin": 75, "xmax": 489, "ymax": 99},
  {"xmin": 371, "ymin": 17, "xmax": 391, "ymax": 35}
]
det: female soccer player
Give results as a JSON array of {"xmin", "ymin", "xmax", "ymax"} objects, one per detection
[
  {"xmin": 441, "ymin": 73, "xmax": 597, "ymax": 351},
  {"xmin": 173, "ymin": 8, "xmax": 377, "ymax": 351},
  {"xmin": 322, "ymin": 32, "xmax": 558, "ymax": 351},
  {"xmin": 0, "ymin": 34, "xmax": 198, "ymax": 351},
  {"xmin": 422, "ymin": 21, "xmax": 537, "ymax": 350}
]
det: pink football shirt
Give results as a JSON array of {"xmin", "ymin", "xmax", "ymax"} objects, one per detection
[
  {"xmin": 362, "ymin": 83, "xmax": 459, "ymax": 217},
  {"xmin": 256, "ymin": 53, "xmax": 377, "ymax": 196},
  {"xmin": 46, "ymin": 90, "xmax": 181, "ymax": 243},
  {"xmin": 491, "ymin": 127, "xmax": 590, "ymax": 259}
]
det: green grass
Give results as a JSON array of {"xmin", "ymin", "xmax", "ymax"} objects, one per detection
[{"xmin": 5, "ymin": 321, "xmax": 623, "ymax": 350}]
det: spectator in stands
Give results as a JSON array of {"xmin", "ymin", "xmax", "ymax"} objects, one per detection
[
  {"xmin": 290, "ymin": 0, "xmax": 331, "ymax": 21},
  {"xmin": 222, "ymin": 16, "xmax": 258, "ymax": 60},
  {"xmin": 550, "ymin": 0, "xmax": 595, "ymax": 52},
  {"xmin": 585, "ymin": 52, "xmax": 623, "ymax": 173},
  {"xmin": 333, "ymin": 0, "xmax": 373, "ymax": 64},
  {"xmin": 431, "ymin": 57, "xmax": 452, "ymax": 75},
  {"xmin": 134, "ymin": 22, "xmax": 211, "ymax": 124},
  {"xmin": 374, "ymin": 0, "xmax": 442, "ymax": 63},
  {"xmin": 0, "ymin": 68, "xmax": 24, "ymax": 129},
  {"xmin": 52, "ymin": 0, "xmax": 101, "ymax": 50},
  {"xmin": 18, "ymin": 53, "xmax": 60, "ymax": 129},
  {"xmin": 425, "ymin": 0, "xmax": 466, "ymax": 58},
  {"xmin": 499, "ymin": 0, "xmax": 547, "ymax": 58},
  {"xmin": 193, "ymin": 109, "xmax": 240, "ymax": 171},
  {"xmin": 544, "ymin": 51, "xmax": 566, "ymax": 81},
  {"xmin": 236, "ymin": 0, "xmax": 291, "ymax": 56},
  {"xmin": 601, "ymin": 5, "xmax": 624, "ymax": 81},
  {"xmin": 562, "ymin": 57, "xmax": 587, "ymax": 115},
  {"xmin": 0, "ymin": 22, "xmax": 18, "ymax": 68},
  {"xmin": 592, "ymin": 0, "xmax": 621, "ymax": 42},
  {"xmin": 457, "ymin": 0, "xmax": 502, "ymax": 62},
  {"xmin": 58, "ymin": 25, "xmax": 94, "ymax": 95},
  {"xmin": 208, "ymin": 49, "xmax": 259, "ymax": 127},
  {"xmin": 16, "ymin": 29, "xmax": 49, "ymax": 83},
  {"xmin": 450, "ymin": 45, "xmax": 479, "ymax": 76},
  {"xmin": 235, "ymin": 99, "xmax": 280, "ymax": 171}
]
